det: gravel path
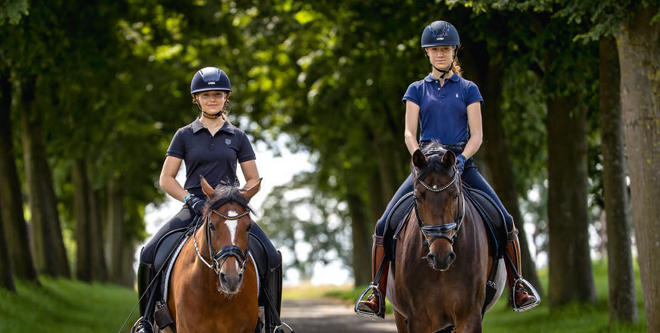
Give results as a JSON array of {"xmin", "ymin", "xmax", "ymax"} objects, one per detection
[{"xmin": 279, "ymin": 298, "xmax": 398, "ymax": 333}]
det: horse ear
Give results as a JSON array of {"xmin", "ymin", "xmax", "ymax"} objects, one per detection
[
  {"xmin": 412, "ymin": 149, "xmax": 427, "ymax": 169},
  {"xmin": 201, "ymin": 176, "xmax": 215, "ymax": 199},
  {"xmin": 442, "ymin": 150, "xmax": 456, "ymax": 168},
  {"xmin": 240, "ymin": 178, "xmax": 263, "ymax": 202}
]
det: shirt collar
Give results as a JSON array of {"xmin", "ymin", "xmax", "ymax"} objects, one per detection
[
  {"xmin": 424, "ymin": 72, "xmax": 459, "ymax": 83},
  {"xmin": 192, "ymin": 118, "xmax": 236, "ymax": 135}
]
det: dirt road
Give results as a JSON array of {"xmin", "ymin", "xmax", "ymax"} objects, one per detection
[{"xmin": 279, "ymin": 298, "xmax": 398, "ymax": 333}]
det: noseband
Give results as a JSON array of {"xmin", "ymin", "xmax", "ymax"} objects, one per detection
[
  {"xmin": 415, "ymin": 165, "xmax": 465, "ymax": 247},
  {"xmin": 192, "ymin": 209, "xmax": 251, "ymax": 276}
]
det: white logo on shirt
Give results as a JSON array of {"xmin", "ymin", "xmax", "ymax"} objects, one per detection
[{"xmin": 456, "ymin": 93, "xmax": 459, "ymax": 98}]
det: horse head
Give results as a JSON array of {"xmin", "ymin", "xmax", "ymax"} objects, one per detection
[
  {"xmin": 197, "ymin": 177, "xmax": 261, "ymax": 294},
  {"xmin": 412, "ymin": 143, "xmax": 464, "ymax": 271}
]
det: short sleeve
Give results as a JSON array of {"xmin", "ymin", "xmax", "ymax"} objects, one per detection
[
  {"xmin": 237, "ymin": 132, "xmax": 256, "ymax": 163},
  {"xmin": 166, "ymin": 128, "xmax": 186, "ymax": 159},
  {"xmin": 402, "ymin": 82, "xmax": 421, "ymax": 106},
  {"xmin": 465, "ymin": 81, "xmax": 484, "ymax": 106}
]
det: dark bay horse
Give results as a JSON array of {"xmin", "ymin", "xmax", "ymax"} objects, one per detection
[
  {"xmin": 387, "ymin": 144, "xmax": 504, "ymax": 332},
  {"xmin": 167, "ymin": 178, "xmax": 261, "ymax": 332}
]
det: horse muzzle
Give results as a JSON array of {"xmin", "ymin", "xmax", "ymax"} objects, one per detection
[
  {"xmin": 218, "ymin": 269, "xmax": 244, "ymax": 294},
  {"xmin": 426, "ymin": 250, "xmax": 456, "ymax": 271}
]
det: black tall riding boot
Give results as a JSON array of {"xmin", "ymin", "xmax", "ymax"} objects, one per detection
[
  {"xmin": 265, "ymin": 252, "xmax": 283, "ymax": 330},
  {"xmin": 132, "ymin": 261, "xmax": 155, "ymax": 333}
]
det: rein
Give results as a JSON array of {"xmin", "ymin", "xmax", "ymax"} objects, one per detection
[
  {"xmin": 415, "ymin": 165, "xmax": 466, "ymax": 247},
  {"xmin": 192, "ymin": 209, "xmax": 251, "ymax": 276}
]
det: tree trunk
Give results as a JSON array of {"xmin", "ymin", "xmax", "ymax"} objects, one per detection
[
  {"xmin": 347, "ymin": 183, "xmax": 372, "ymax": 286},
  {"xmin": 598, "ymin": 35, "xmax": 637, "ymax": 324},
  {"xmin": 106, "ymin": 177, "xmax": 125, "ymax": 284},
  {"xmin": 0, "ymin": 70, "xmax": 39, "ymax": 283},
  {"xmin": 0, "ymin": 197, "xmax": 16, "ymax": 292},
  {"xmin": 73, "ymin": 159, "xmax": 93, "ymax": 282},
  {"xmin": 20, "ymin": 76, "xmax": 70, "ymax": 278},
  {"xmin": 120, "ymin": 241, "xmax": 137, "ymax": 288},
  {"xmin": 547, "ymin": 95, "xmax": 597, "ymax": 307},
  {"xmin": 89, "ymin": 186, "xmax": 108, "ymax": 282},
  {"xmin": 617, "ymin": 7, "xmax": 660, "ymax": 332}
]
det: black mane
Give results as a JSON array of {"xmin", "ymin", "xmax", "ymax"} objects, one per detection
[
  {"xmin": 414, "ymin": 141, "xmax": 453, "ymax": 181},
  {"xmin": 207, "ymin": 184, "xmax": 252, "ymax": 213}
]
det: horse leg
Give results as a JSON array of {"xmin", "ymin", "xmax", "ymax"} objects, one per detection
[{"xmin": 394, "ymin": 310, "xmax": 408, "ymax": 333}]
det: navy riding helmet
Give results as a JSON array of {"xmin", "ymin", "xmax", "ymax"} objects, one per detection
[
  {"xmin": 190, "ymin": 67, "xmax": 232, "ymax": 95},
  {"xmin": 421, "ymin": 21, "xmax": 460, "ymax": 48}
]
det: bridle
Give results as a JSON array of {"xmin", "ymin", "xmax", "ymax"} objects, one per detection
[
  {"xmin": 415, "ymin": 164, "xmax": 465, "ymax": 247},
  {"xmin": 192, "ymin": 208, "xmax": 251, "ymax": 276}
]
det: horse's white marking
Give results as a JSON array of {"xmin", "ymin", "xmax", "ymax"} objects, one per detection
[
  {"xmin": 225, "ymin": 210, "xmax": 240, "ymax": 271},
  {"xmin": 225, "ymin": 210, "xmax": 239, "ymax": 245}
]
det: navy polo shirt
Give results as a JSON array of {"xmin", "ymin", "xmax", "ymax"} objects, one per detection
[
  {"xmin": 402, "ymin": 73, "xmax": 483, "ymax": 144},
  {"xmin": 166, "ymin": 118, "xmax": 256, "ymax": 197}
]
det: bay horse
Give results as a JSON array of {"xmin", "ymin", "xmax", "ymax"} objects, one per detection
[
  {"xmin": 387, "ymin": 144, "xmax": 504, "ymax": 333},
  {"xmin": 167, "ymin": 178, "xmax": 261, "ymax": 332}
]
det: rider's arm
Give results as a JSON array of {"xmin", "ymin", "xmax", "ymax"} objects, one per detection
[
  {"xmin": 159, "ymin": 156, "xmax": 188, "ymax": 202},
  {"xmin": 461, "ymin": 101, "xmax": 483, "ymax": 160},
  {"xmin": 404, "ymin": 101, "xmax": 421, "ymax": 156},
  {"xmin": 240, "ymin": 160, "xmax": 261, "ymax": 192}
]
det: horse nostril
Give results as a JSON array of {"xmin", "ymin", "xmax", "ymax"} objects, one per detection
[
  {"xmin": 427, "ymin": 253, "xmax": 436, "ymax": 263},
  {"xmin": 220, "ymin": 272, "xmax": 227, "ymax": 284},
  {"xmin": 448, "ymin": 252, "xmax": 456, "ymax": 262}
]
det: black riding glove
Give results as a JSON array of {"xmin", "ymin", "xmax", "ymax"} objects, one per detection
[
  {"xmin": 456, "ymin": 154, "xmax": 466, "ymax": 175},
  {"xmin": 186, "ymin": 195, "xmax": 206, "ymax": 216}
]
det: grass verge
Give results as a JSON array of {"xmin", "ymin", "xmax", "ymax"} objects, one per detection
[{"xmin": 0, "ymin": 277, "xmax": 140, "ymax": 333}]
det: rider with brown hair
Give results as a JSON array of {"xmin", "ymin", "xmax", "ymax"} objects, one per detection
[
  {"xmin": 355, "ymin": 20, "xmax": 540, "ymax": 319},
  {"xmin": 133, "ymin": 67, "xmax": 281, "ymax": 333}
]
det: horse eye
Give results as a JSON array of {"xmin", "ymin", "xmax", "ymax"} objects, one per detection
[
  {"xmin": 209, "ymin": 223, "xmax": 216, "ymax": 232},
  {"xmin": 453, "ymin": 193, "xmax": 459, "ymax": 201}
]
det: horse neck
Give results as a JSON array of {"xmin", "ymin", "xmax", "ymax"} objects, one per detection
[{"xmin": 453, "ymin": 199, "xmax": 484, "ymax": 255}]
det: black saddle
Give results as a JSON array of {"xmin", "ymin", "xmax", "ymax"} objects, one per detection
[
  {"xmin": 462, "ymin": 184, "xmax": 508, "ymax": 257},
  {"xmin": 383, "ymin": 192, "xmax": 415, "ymax": 260}
]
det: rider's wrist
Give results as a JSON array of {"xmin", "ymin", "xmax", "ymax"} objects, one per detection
[{"xmin": 184, "ymin": 193, "xmax": 192, "ymax": 203}]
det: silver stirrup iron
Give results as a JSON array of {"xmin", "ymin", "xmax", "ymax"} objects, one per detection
[
  {"xmin": 273, "ymin": 322, "xmax": 295, "ymax": 333},
  {"xmin": 512, "ymin": 278, "xmax": 541, "ymax": 312},
  {"xmin": 354, "ymin": 283, "xmax": 385, "ymax": 319}
]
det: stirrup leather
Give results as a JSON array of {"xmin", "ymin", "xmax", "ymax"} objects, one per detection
[
  {"xmin": 354, "ymin": 284, "xmax": 385, "ymax": 319},
  {"xmin": 512, "ymin": 278, "xmax": 541, "ymax": 312}
]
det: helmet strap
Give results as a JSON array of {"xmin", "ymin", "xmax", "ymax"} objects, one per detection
[
  {"xmin": 432, "ymin": 62, "xmax": 453, "ymax": 80},
  {"xmin": 202, "ymin": 110, "xmax": 226, "ymax": 120}
]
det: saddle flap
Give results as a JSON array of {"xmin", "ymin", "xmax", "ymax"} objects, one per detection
[
  {"xmin": 384, "ymin": 192, "xmax": 415, "ymax": 260},
  {"xmin": 154, "ymin": 228, "xmax": 188, "ymax": 272},
  {"xmin": 463, "ymin": 185, "xmax": 508, "ymax": 256},
  {"xmin": 248, "ymin": 233, "xmax": 269, "ymax": 280}
]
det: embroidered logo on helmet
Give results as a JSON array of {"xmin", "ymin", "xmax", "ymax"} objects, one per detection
[{"xmin": 209, "ymin": 82, "xmax": 216, "ymax": 84}]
